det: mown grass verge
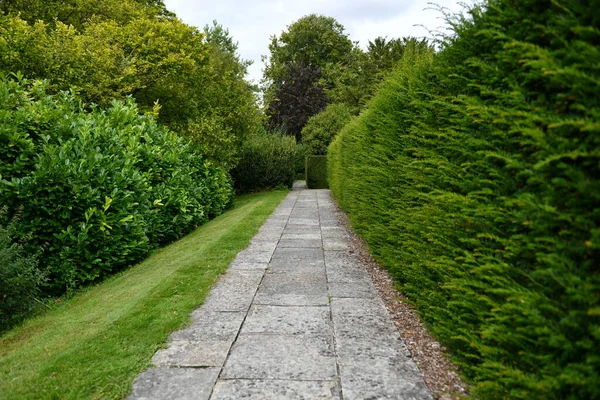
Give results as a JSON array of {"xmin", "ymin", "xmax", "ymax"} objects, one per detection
[{"xmin": 0, "ymin": 190, "xmax": 287, "ymax": 400}]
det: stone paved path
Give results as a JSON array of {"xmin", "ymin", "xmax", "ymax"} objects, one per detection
[{"xmin": 129, "ymin": 183, "xmax": 432, "ymax": 400}]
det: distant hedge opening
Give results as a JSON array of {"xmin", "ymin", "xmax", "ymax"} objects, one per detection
[{"xmin": 306, "ymin": 155, "xmax": 328, "ymax": 189}]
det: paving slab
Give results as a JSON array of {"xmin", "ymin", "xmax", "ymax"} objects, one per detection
[
  {"xmin": 323, "ymin": 237, "xmax": 353, "ymax": 251},
  {"xmin": 228, "ymin": 261, "xmax": 268, "ymax": 271},
  {"xmin": 321, "ymin": 226, "xmax": 351, "ymax": 238},
  {"xmin": 328, "ymin": 281, "xmax": 377, "ymax": 298},
  {"xmin": 278, "ymin": 238, "xmax": 323, "ymax": 248},
  {"xmin": 130, "ymin": 182, "xmax": 431, "ymax": 400},
  {"xmin": 254, "ymin": 271, "xmax": 328, "ymax": 306},
  {"xmin": 281, "ymin": 233, "xmax": 322, "ymax": 240},
  {"xmin": 211, "ymin": 379, "xmax": 340, "ymax": 400},
  {"xmin": 241, "ymin": 305, "xmax": 332, "ymax": 337},
  {"xmin": 326, "ymin": 264, "xmax": 371, "ymax": 283},
  {"xmin": 272, "ymin": 247, "xmax": 324, "ymax": 260},
  {"xmin": 267, "ymin": 258, "xmax": 326, "ymax": 274},
  {"xmin": 152, "ymin": 340, "xmax": 231, "ymax": 367},
  {"xmin": 129, "ymin": 367, "xmax": 219, "ymax": 400},
  {"xmin": 339, "ymin": 359, "xmax": 431, "ymax": 400},
  {"xmin": 233, "ymin": 248, "xmax": 273, "ymax": 263},
  {"xmin": 283, "ymin": 224, "xmax": 322, "ymax": 234},
  {"xmin": 175, "ymin": 311, "xmax": 245, "ymax": 341},
  {"xmin": 221, "ymin": 334, "xmax": 336, "ymax": 380}
]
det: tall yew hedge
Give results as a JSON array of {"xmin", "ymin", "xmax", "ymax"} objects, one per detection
[{"xmin": 328, "ymin": 0, "xmax": 599, "ymax": 398}]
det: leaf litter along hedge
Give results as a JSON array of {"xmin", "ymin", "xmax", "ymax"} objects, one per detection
[
  {"xmin": 0, "ymin": 77, "xmax": 233, "ymax": 295},
  {"xmin": 328, "ymin": 1, "xmax": 600, "ymax": 398}
]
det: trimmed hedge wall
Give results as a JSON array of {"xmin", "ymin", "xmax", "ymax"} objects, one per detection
[
  {"xmin": 328, "ymin": 1, "xmax": 599, "ymax": 398},
  {"xmin": 306, "ymin": 155, "xmax": 328, "ymax": 189},
  {"xmin": 232, "ymin": 132, "xmax": 297, "ymax": 193}
]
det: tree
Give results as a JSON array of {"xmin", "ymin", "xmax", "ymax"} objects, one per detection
[
  {"xmin": 0, "ymin": 3, "xmax": 259, "ymax": 169},
  {"xmin": 263, "ymin": 14, "xmax": 355, "ymax": 138},
  {"xmin": 266, "ymin": 62, "xmax": 328, "ymax": 141},
  {"xmin": 328, "ymin": 36, "xmax": 433, "ymax": 112},
  {"xmin": 301, "ymin": 102, "xmax": 353, "ymax": 155}
]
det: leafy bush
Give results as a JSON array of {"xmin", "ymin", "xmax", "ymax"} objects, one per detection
[
  {"xmin": 301, "ymin": 103, "xmax": 352, "ymax": 155},
  {"xmin": 0, "ymin": 9, "xmax": 260, "ymax": 169},
  {"xmin": 306, "ymin": 155, "xmax": 328, "ymax": 189},
  {"xmin": 232, "ymin": 132, "xmax": 297, "ymax": 193},
  {"xmin": 328, "ymin": 1, "xmax": 600, "ymax": 398},
  {"xmin": 0, "ymin": 77, "xmax": 232, "ymax": 292},
  {"xmin": 0, "ymin": 207, "xmax": 44, "ymax": 332}
]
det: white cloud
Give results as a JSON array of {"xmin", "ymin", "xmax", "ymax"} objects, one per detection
[{"xmin": 163, "ymin": 0, "xmax": 468, "ymax": 84}]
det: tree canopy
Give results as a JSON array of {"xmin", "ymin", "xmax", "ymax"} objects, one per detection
[{"xmin": 0, "ymin": 0, "xmax": 258, "ymax": 169}]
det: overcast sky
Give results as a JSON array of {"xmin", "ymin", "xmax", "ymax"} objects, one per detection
[{"xmin": 163, "ymin": 0, "xmax": 468, "ymax": 84}]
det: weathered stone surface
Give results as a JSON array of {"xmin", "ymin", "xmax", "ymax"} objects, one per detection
[
  {"xmin": 281, "ymin": 233, "xmax": 322, "ymax": 240},
  {"xmin": 255, "ymin": 271, "xmax": 328, "ymax": 306},
  {"xmin": 211, "ymin": 379, "xmax": 340, "ymax": 400},
  {"xmin": 321, "ymin": 226, "xmax": 351, "ymax": 238},
  {"xmin": 323, "ymin": 237, "xmax": 352, "ymax": 251},
  {"xmin": 130, "ymin": 183, "xmax": 431, "ymax": 400},
  {"xmin": 234, "ymin": 249, "xmax": 273, "ymax": 263},
  {"xmin": 336, "ymin": 334, "xmax": 412, "ymax": 360},
  {"xmin": 326, "ymin": 264, "xmax": 371, "ymax": 283},
  {"xmin": 241, "ymin": 305, "xmax": 332, "ymax": 337},
  {"xmin": 278, "ymin": 238, "xmax": 323, "ymax": 248},
  {"xmin": 267, "ymin": 258, "xmax": 326, "ymax": 274},
  {"xmin": 246, "ymin": 241, "xmax": 278, "ymax": 253},
  {"xmin": 324, "ymin": 251, "xmax": 359, "ymax": 268},
  {"xmin": 272, "ymin": 247, "xmax": 323, "ymax": 260},
  {"xmin": 129, "ymin": 367, "xmax": 219, "ymax": 400},
  {"xmin": 200, "ymin": 270, "xmax": 263, "ymax": 312},
  {"xmin": 228, "ymin": 261, "xmax": 268, "ymax": 271},
  {"xmin": 283, "ymin": 225, "xmax": 322, "ymax": 234},
  {"xmin": 338, "ymin": 358, "xmax": 432, "ymax": 400},
  {"xmin": 221, "ymin": 334, "xmax": 336, "ymax": 380},
  {"xmin": 330, "ymin": 298, "xmax": 398, "ymax": 339},
  {"xmin": 251, "ymin": 232, "xmax": 282, "ymax": 243},
  {"xmin": 287, "ymin": 218, "xmax": 320, "ymax": 226},
  {"xmin": 328, "ymin": 281, "xmax": 377, "ymax": 299},
  {"xmin": 152, "ymin": 340, "xmax": 231, "ymax": 367},
  {"xmin": 174, "ymin": 311, "xmax": 245, "ymax": 341}
]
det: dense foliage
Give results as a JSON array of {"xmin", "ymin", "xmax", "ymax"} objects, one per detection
[
  {"xmin": 0, "ymin": 77, "xmax": 232, "ymax": 294},
  {"xmin": 232, "ymin": 131, "xmax": 297, "ymax": 193},
  {"xmin": 301, "ymin": 103, "xmax": 352, "ymax": 155},
  {"xmin": 265, "ymin": 62, "xmax": 328, "ymax": 141},
  {"xmin": 328, "ymin": 0, "xmax": 600, "ymax": 398},
  {"xmin": 0, "ymin": 2, "xmax": 259, "ymax": 169},
  {"xmin": 0, "ymin": 207, "xmax": 44, "ymax": 331},
  {"xmin": 305, "ymin": 156, "xmax": 328, "ymax": 189},
  {"xmin": 263, "ymin": 14, "xmax": 354, "ymax": 138}
]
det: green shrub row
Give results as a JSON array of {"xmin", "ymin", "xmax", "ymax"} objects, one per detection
[
  {"xmin": 231, "ymin": 132, "xmax": 297, "ymax": 193},
  {"xmin": 328, "ymin": 1, "xmax": 599, "ymax": 398},
  {"xmin": 0, "ymin": 77, "xmax": 233, "ymax": 296},
  {"xmin": 0, "ymin": 207, "xmax": 44, "ymax": 332},
  {"xmin": 300, "ymin": 103, "xmax": 353, "ymax": 155},
  {"xmin": 306, "ymin": 155, "xmax": 328, "ymax": 189}
]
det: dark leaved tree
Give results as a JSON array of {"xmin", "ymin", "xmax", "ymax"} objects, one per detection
[{"xmin": 266, "ymin": 62, "xmax": 328, "ymax": 142}]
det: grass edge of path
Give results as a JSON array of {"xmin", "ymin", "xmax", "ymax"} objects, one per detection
[{"xmin": 0, "ymin": 190, "xmax": 288, "ymax": 400}]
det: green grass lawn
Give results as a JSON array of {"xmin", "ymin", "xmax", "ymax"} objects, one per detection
[{"xmin": 0, "ymin": 190, "xmax": 287, "ymax": 400}]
